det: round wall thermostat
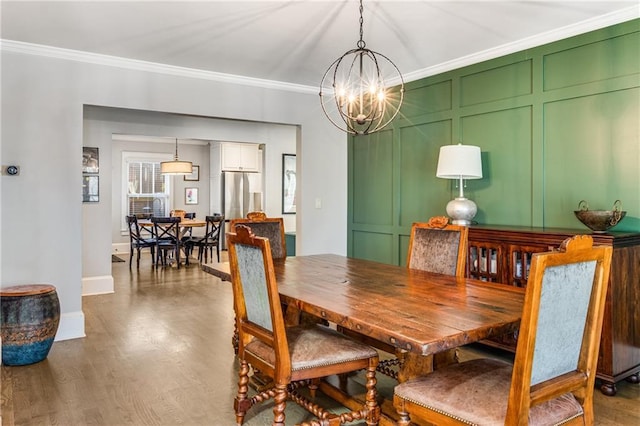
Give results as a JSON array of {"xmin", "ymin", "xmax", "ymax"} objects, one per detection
[{"xmin": 6, "ymin": 166, "xmax": 19, "ymax": 175}]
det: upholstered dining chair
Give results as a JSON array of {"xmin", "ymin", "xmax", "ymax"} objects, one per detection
[
  {"xmin": 126, "ymin": 215, "xmax": 156, "ymax": 268},
  {"xmin": 227, "ymin": 225, "xmax": 380, "ymax": 426},
  {"xmin": 393, "ymin": 235, "xmax": 613, "ymax": 426},
  {"xmin": 151, "ymin": 216, "xmax": 183, "ymax": 268},
  {"xmin": 230, "ymin": 215, "xmax": 286, "ymax": 260},
  {"xmin": 406, "ymin": 215, "xmax": 468, "ymax": 277},
  {"xmin": 229, "ymin": 215, "xmax": 288, "ymax": 354},
  {"xmin": 184, "ymin": 214, "xmax": 224, "ymax": 263}
]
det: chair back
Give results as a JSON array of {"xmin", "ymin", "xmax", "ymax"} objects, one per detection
[
  {"xmin": 505, "ymin": 235, "xmax": 612, "ymax": 423},
  {"xmin": 126, "ymin": 215, "xmax": 144, "ymax": 243},
  {"xmin": 406, "ymin": 216, "xmax": 468, "ymax": 277},
  {"xmin": 151, "ymin": 216, "xmax": 181, "ymax": 242},
  {"xmin": 227, "ymin": 225, "xmax": 290, "ymax": 376},
  {"xmin": 184, "ymin": 212, "xmax": 196, "ymax": 219},
  {"xmin": 203, "ymin": 215, "xmax": 224, "ymax": 243},
  {"xmin": 230, "ymin": 216, "xmax": 286, "ymax": 259}
]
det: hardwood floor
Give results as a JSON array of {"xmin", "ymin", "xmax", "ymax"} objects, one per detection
[{"xmin": 2, "ymin": 252, "xmax": 638, "ymax": 425}]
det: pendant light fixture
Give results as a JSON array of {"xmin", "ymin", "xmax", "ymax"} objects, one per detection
[
  {"xmin": 161, "ymin": 138, "xmax": 193, "ymax": 175},
  {"xmin": 319, "ymin": 0, "xmax": 404, "ymax": 135}
]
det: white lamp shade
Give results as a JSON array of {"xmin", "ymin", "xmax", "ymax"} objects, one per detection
[
  {"xmin": 160, "ymin": 160, "xmax": 193, "ymax": 175},
  {"xmin": 436, "ymin": 144, "xmax": 483, "ymax": 179}
]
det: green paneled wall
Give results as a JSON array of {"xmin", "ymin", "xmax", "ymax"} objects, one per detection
[{"xmin": 348, "ymin": 19, "xmax": 640, "ymax": 264}]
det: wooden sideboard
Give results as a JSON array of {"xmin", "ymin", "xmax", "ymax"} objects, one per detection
[{"xmin": 467, "ymin": 225, "xmax": 640, "ymax": 396}]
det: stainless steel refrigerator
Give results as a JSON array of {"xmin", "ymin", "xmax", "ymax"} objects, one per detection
[{"xmin": 221, "ymin": 171, "xmax": 262, "ymax": 247}]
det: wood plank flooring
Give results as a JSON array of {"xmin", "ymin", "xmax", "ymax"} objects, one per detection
[{"xmin": 2, "ymin": 252, "xmax": 638, "ymax": 425}]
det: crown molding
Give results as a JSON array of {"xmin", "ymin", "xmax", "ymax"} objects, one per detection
[
  {"xmin": 404, "ymin": 6, "xmax": 639, "ymax": 82},
  {"xmin": 0, "ymin": 39, "xmax": 318, "ymax": 95},
  {"xmin": 2, "ymin": 7, "xmax": 637, "ymax": 90}
]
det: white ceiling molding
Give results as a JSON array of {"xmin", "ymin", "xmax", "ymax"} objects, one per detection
[
  {"xmin": 0, "ymin": 39, "xmax": 318, "ymax": 95},
  {"xmin": 1, "ymin": 5, "xmax": 637, "ymax": 93},
  {"xmin": 403, "ymin": 5, "xmax": 639, "ymax": 82}
]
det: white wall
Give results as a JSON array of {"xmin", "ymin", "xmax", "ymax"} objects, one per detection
[{"xmin": 1, "ymin": 48, "xmax": 347, "ymax": 341}]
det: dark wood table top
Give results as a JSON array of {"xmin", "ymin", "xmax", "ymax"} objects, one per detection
[{"xmin": 203, "ymin": 254, "xmax": 524, "ymax": 357}]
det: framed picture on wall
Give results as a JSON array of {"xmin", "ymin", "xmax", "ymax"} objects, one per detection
[
  {"xmin": 183, "ymin": 165, "xmax": 199, "ymax": 181},
  {"xmin": 82, "ymin": 147, "xmax": 99, "ymax": 173},
  {"xmin": 185, "ymin": 187, "xmax": 198, "ymax": 205},
  {"xmin": 282, "ymin": 154, "xmax": 296, "ymax": 214},
  {"xmin": 82, "ymin": 175, "xmax": 99, "ymax": 202}
]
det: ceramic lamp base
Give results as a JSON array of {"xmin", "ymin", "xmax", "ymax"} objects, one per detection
[{"xmin": 446, "ymin": 197, "xmax": 477, "ymax": 226}]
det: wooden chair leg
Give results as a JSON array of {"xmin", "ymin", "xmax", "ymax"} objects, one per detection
[
  {"xmin": 273, "ymin": 384, "xmax": 288, "ymax": 426},
  {"xmin": 234, "ymin": 360, "xmax": 251, "ymax": 425},
  {"xmin": 364, "ymin": 362, "xmax": 379, "ymax": 426}
]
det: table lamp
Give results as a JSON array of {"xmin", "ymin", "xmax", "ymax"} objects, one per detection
[{"xmin": 436, "ymin": 144, "xmax": 483, "ymax": 226}]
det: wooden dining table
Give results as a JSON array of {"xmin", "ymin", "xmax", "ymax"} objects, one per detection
[{"xmin": 203, "ymin": 254, "xmax": 525, "ymax": 424}]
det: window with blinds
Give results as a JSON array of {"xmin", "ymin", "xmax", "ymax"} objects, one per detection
[{"xmin": 126, "ymin": 160, "xmax": 169, "ymax": 218}]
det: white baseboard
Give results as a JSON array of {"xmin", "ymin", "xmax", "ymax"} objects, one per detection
[
  {"xmin": 82, "ymin": 275, "xmax": 114, "ymax": 296},
  {"xmin": 112, "ymin": 243, "xmax": 130, "ymax": 255},
  {"xmin": 55, "ymin": 311, "xmax": 86, "ymax": 341}
]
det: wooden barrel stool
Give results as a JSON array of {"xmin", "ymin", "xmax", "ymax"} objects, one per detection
[{"xmin": 1, "ymin": 284, "xmax": 60, "ymax": 366}]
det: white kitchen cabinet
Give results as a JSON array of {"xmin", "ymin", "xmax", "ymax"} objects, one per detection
[{"xmin": 216, "ymin": 141, "xmax": 260, "ymax": 172}]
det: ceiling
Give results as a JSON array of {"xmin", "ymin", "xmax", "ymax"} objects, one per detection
[{"xmin": 1, "ymin": 1, "xmax": 638, "ymax": 90}]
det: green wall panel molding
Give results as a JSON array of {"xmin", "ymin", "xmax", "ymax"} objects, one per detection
[
  {"xmin": 398, "ymin": 120, "xmax": 452, "ymax": 227},
  {"xmin": 461, "ymin": 59, "xmax": 533, "ymax": 107},
  {"xmin": 401, "ymin": 79, "xmax": 453, "ymax": 119},
  {"xmin": 543, "ymin": 87, "xmax": 640, "ymax": 231},
  {"xmin": 544, "ymin": 31, "xmax": 640, "ymax": 92},
  {"xmin": 348, "ymin": 19, "xmax": 640, "ymax": 261},
  {"xmin": 461, "ymin": 106, "xmax": 534, "ymax": 226},
  {"xmin": 351, "ymin": 129, "xmax": 394, "ymax": 226},
  {"xmin": 352, "ymin": 230, "xmax": 395, "ymax": 264}
]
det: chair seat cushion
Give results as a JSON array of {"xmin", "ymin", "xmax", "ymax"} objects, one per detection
[
  {"xmin": 394, "ymin": 358, "xmax": 583, "ymax": 426},
  {"xmin": 133, "ymin": 238, "xmax": 156, "ymax": 248},
  {"xmin": 246, "ymin": 324, "xmax": 378, "ymax": 372}
]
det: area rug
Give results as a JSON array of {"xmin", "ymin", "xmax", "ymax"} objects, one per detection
[{"xmin": 112, "ymin": 254, "xmax": 125, "ymax": 263}]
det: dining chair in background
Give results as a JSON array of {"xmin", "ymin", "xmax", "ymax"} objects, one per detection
[
  {"xmin": 152, "ymin": 216, "xmax": 183, "ymax": 268},
  {"xmin": 180, "ymin": 212, "xmax": 196, "ymax": 243},
  {"xmin": 126, "ymin": 215, "xmax": 156, "ymax": 268},
  {"xmin": 230, "ymin": 215, "xmax": 286, "ymax": 260},
  {"xmin": 227, "ymin": 225, "xmax": 381, "ymax": 425},
  {"xmin": 393, "ymin": 235, "xmax": 613, "ymax": 425},
  {"xmin": 184, "ymin": 214, "xmax": 224, "ymax": 263},
  {"xmin": 406, "ymin": 215, "xmax": 469, "ymax": 277},
  {"xmin": 229, "ymin": 214, "xmax": 288, "ymax": 354}
]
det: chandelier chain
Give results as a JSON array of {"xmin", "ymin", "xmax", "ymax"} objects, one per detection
[{"xmin": 357, "ymin": 0, "xmax": 365, "ymax": 49}]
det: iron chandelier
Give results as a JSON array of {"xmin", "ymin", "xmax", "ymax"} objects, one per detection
[{"xmin": 319, "ymin": 0, "xmax": 404, "ymax": 135}]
